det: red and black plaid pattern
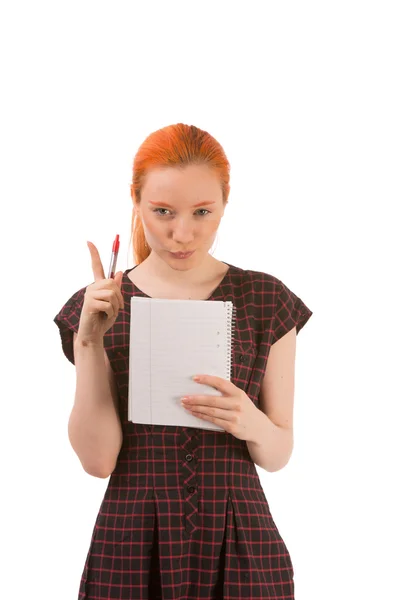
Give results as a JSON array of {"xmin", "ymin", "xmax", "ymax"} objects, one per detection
[{"xmin": 54, "ymin": 262, "xmax": 312, "ymax": 599}]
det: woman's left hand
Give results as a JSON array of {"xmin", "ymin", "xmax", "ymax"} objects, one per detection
[{"xmin": 181, "ymin": 374, "xmax": 262, "ymax": 443}]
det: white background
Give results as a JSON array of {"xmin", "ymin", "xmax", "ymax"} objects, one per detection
[{"xmin": 1, "ymin": 1, "xmax": 399, "ymax": 598}]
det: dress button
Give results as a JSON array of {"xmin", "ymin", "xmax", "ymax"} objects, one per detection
[
  {"xmin": 239, "ymin": 355, "xmax": 244, "ymax": 362},
  {"xmin": 185, "ymin": 453, "xmax": 193, "ymax": 462},
  {"xmin": 187, "ymin": 485, "xmax": 195, "ymax": 494}
]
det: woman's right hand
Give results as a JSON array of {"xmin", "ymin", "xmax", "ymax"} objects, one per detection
[{"xmin": 77, "ymin": 241, "xmax": 124, "ymax": 345}]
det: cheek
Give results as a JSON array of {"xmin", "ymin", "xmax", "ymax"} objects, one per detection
[
  {"xmin": 206, "ymin": 217, "xmax": 221, "ymax": 235},
  {"xmin": 142, "ymin": 215, "xmax": 163, "ymax": 239}
]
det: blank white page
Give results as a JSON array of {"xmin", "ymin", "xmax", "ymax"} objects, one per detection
[{"xmin": 128, "ymin": 297, "xmax": 234, "ymax": 431}]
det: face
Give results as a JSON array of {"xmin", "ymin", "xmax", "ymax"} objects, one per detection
[{"xmin": 135, "ymin": 164, "xmax": 226, "ymax": 268}]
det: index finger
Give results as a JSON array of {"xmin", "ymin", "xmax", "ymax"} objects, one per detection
[
  {"xmin": 87, "ymin": 241, "xmax": 106, "ymax": 281},
  {"xmin": 192, "ymin": 374, "xmax": 234, "ymax": 395}
]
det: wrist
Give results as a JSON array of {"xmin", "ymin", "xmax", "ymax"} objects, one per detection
[{"xmin": 75, "ymin": 334, "xmax": 104, "ymax": 349}]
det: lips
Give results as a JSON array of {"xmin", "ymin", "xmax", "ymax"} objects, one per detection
[{"xmin": 170, "ymin": 250, "xmax": 194, "ymax": 259}]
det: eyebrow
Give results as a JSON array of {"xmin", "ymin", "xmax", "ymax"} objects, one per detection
[{"xmin": 148, "ymin": 200, "xmax": 216, "ymax": 208}]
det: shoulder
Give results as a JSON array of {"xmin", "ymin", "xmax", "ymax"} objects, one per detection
[
  {"xmin": 227, "ymin": 262, "xmax": 283, "ymax": 297},
  {"xmin": 53, "ymin": 281, "xmax": 92, "ymax": 333},
  {"xmin": 225, "ymin": 264, "xmax": 314, "ymax": 342},
  {"xmin": 226, "ymin": 263, "xmax": 314, "ymax": 335},
  {"xmin": 53, "ymin": 283, "xmax": 86, "ymax": 319}
]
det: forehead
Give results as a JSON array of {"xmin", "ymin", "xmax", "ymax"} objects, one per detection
[{"xmin": 142, "ymin": 165, "xmax": 222, "ymax": 201}]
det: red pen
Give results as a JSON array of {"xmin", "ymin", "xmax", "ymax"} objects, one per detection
[{"xmin": 107, "ymin": 234, "xmax": 120, "ymax": 279}]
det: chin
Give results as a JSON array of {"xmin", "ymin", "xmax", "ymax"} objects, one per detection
[{"xmin": 168, "ymin": 258, "xmax": 195, "ymax": 269}]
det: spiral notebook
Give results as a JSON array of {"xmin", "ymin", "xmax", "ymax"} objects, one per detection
[{"xmin": 128, "ymin": 296, "xmax": 236, "ymax": 431}]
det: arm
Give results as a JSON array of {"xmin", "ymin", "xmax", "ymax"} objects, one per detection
[
  {"xmin": 246, "ymin": 326, "xmax": 296, "ymax": 472},
  {"xmin": 246, "ymin": 415, "xmax": 293, "ymax": 472},
  {"xmin": 68, "ymin": 332, "xmax": 123, "ymax": 478}
]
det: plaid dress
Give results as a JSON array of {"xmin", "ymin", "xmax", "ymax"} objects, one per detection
[{"xmin": 54, "ymin": 262, "xmax": 312, "ymax": 600}]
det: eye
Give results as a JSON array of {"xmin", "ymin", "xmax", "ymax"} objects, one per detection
[{"xmin": 153, "ymin": 208, "xmax": 211, "ymax": 217}]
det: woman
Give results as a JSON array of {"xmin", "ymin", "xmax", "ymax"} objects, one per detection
[{"xmin": 54, "ymin": 123, "xmax": 313, "ymax": 599}]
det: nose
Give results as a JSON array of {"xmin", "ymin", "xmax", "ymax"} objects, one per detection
[{"xmin": 171, "ymin": 218, "xmax": 195, "ymax": 245}]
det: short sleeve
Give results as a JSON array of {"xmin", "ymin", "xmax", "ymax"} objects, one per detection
[
  {"xmin": 53, "ymin": 287, "xmax": 86, "ymax": 365},
  {"xmin": 271, "ymin": 279, "xmax": 313, "ymax": 345}
]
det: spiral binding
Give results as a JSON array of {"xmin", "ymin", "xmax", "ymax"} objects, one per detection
[{"xmin": 225, "ymin": 301, "xmax": 237, "ymax": 380}]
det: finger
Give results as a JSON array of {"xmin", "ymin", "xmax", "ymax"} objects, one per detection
[
  {"xmin": 114, "ymin": 271, "xmax": 124, "ymax": 309},
  {"xmin": 103, "ymin": 288, "xmax": 120, "ymax": 317},
  {"xmin": 98, "ymin": 272, "xmax": 123, "ymax": 303},
  {"xmin": 91, "ymin": 298, "xmax": 115, "ymax": 320},
  {"xmin": 90, "ymin": 288, "xmax": 120, "ymax": 317},
  {"xmin": 185, "ymin": 404, "xmax": 231, "ymax": 418},
  {"xmin": 188, "ymin": 408, "xmax": 233, "ymax": 425},
  {"xmin": 192, "ymin": 374, "xmax": 234, "ymax": 395},
  {"xmin": 114, "ymin": 271, "xmax": 123, "ymax": 287},
  {"xmin": 87, "ymin": 241, "xmax": 106, "ymax": 281},
  {"xmin": 182, "ymin": 395, "xmax": 233, "ymax": 408}
]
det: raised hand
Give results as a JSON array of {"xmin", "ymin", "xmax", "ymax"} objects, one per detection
[{"xmin": 76, "ymin": 241, "xmax": 124, "ymax": 345}]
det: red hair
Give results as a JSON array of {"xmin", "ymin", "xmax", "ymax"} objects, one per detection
[{"xmin": 130, "ymin": 123, "xmax": 231, "ymax": 265}]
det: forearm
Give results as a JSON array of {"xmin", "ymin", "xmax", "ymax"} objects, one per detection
[
  {"xmin": 246, "ymin": 410, "xmax": 294, "ymax": 472},
  {"xmin": 69, "ymin": 338, "xmax": 122, "ymax": 477}
]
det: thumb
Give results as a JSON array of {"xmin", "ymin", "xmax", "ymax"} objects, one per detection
[{"xmin": 114, "ymin": 271, "xmax": 124, "ymax": 288}]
